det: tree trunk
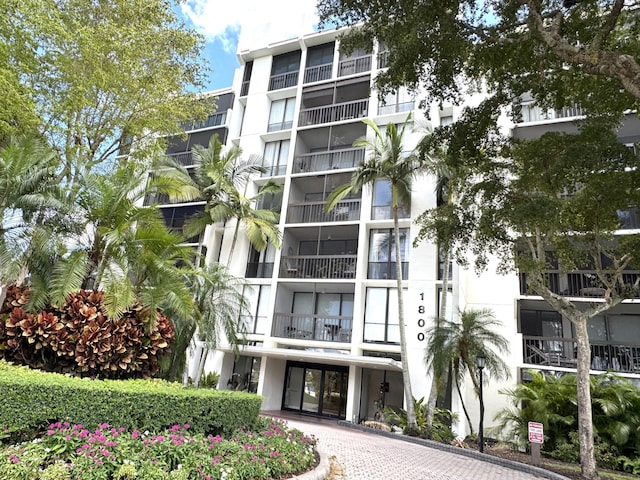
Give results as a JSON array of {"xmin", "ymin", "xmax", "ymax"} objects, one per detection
[
  {"xmin": 427, "ymin": 246, "xmax": 451, "ymax": 427},
  {"xmin": 574, "ymin": 317, "xmax": 600, "ymax": 480},
  {"xmin": 392, "ymin": 196, "xmax": 416, "ymax": 428},
  {"xmin": 454, "ymin": 372, "xmax": 473, "ymax": 435}
]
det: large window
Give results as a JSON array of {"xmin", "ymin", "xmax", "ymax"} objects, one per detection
[
  {"xmin": 269, "ymin": 51, "xmax": 300, "ymax": 90},
  {"xmin": 241, "ymin": 284, "xmax": 271, "ymax": 334},
  {"xmin": 304, "ymin": 43, "xmax": 334, "ymax": 83},
  {"xmin": 246, "ymin": 244, "xmax": 276, "ymax": 278},
  {"xmin": 268, "ymin": 98, "xmax": 295, "ymax": 132},
  {"xmin": 263, "ymin": 140, "xmax": 290, "ymax": 176},
  {"xmin": 364, "ymin": 287, "xmax": 402, "ymax": 343},
  {"xmin": 371, "ymin": 180, "xmax": 410, "ymax": 220},
  {"xmin": 368, "ymin": 228, "xmax": 409, "ymax": 279}
]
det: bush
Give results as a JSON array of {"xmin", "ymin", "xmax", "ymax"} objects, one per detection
[
  {"xmin": 0, "ymin": 286, "xmax": 175, "ymax": 379},
  {"xmin": 383, "ymin": 397, "xmax": 456, "ymax": 442},
  {"xmin": 0, "ymin": 361, "xmax": 262, "ymax": 443},
  {"xmin": 0, "ymin": 417, "xmax": 317, "ymax": 480}
]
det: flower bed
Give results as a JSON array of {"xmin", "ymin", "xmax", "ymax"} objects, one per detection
[{"xmin": 0, "ymin": 417, "xmax": 317, "ymax": 480}]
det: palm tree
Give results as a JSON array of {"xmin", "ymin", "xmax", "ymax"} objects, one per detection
[
  {"xmin": 181, "ymin": 135, "xmax": 282, "ymax": 267},
  {"xmin": 424, "ymin": 308, "xmax": 511, "ymax": 433},
  {"xmin": 159, "ymin": 263, "xmax": 249, "ymax": 384},
  {"xmin": 325, "ymin": 115, "xmax": 425, "ymax": 428},
  {"xmin": 0, "ymin": 136, "xmax": 65, "ymax": 307}
]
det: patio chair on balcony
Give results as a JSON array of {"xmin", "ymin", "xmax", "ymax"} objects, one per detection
[
  {"xmin": 285, "ymin": 259, "xmax": 299, "ymax": 277},
  {"xmin": 527, "ymin": 344, "xmax": 561, "ymax": 366},
  {"xmin": 333, "ymin": 205, "xmax": 349, "ymax": 221}
]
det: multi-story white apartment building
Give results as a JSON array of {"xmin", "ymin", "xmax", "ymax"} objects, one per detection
[{"xmin": 153, "ymin": 27, "xmax": 640, "ymax": 437}]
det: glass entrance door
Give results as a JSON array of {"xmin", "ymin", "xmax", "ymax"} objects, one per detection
[{"xmin": 282, "ymin": 362, "xmax": 347, "ymax": 419}]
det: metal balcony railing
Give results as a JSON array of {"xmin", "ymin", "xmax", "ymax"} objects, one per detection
[
  {"xmin": 260, "ymin": 163, "xmax": 287, "ymax": 177},
  {"xmin": 269, "ymin": 71, "xmax": 299, "ymax": 90},
  {"xmin": 523, "ymin": 335, "xmax": 640, "ymax": 373},
  {"xmin": 378, "ymin": 101, "xmax": 414, "ymax": 116},
  {"xmin": 241, "ymin": 80, "xmax": 250, "ymax": 96},
  {"xmin": 338, "ymin": 55, "xmax": 372, "ymax": 76},
  {"xmin": 519, "ymin": 270, "xmax": 640, "ymax": 298},
  {"xmin": 272, "ymin": 312, "xmax": 353, "ymax": 342},
  {"xmin": 293, "ymin": 147, "xmax": 364, "ymax": 173},
  {"xmin": 298, "ymin": 99, "xmax": 369, "ymax": 127},
  {"xmin": 304, "ymin": 63, "xmax": 333, "ymax": 83},
  {"xmin": 286, "ymin": 199, "xmax": 361, "ymax": 224},
  {"xmin": 166, "ymin": 151, "xmax": 194, "ymax": 167},
  {"xmin": 281, "ymin": 255, "xmax": 357, "ymax": 279}
]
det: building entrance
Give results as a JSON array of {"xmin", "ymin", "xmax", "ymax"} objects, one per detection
[{"xmin": 282, "ymin": 361, "xmax": 347, "ymax": 419}]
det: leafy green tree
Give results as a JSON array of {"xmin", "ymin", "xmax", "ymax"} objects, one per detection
[
  {"xmin": 326, "ymin": 116, "xmax": 426, "ymax": 428},
  {"xmin": 1, "ymin": 0, "xmax": 212, "ymax": 190},
  {"xmin": 417, "ymin": 117, "xmax": 640, "ymax": 479},
  {"xmin": 424, "ymin": 308, "xmax": 510, "ymax": 434}
]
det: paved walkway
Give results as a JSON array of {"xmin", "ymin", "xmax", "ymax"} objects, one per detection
[{"xmin": 264, "ymin": 412, "xmax": 551, "ymax": 480}]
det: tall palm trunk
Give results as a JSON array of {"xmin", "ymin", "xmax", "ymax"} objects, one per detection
[
  {"xmin": 454, "ymin": 369, "xmax": 473, "ymax": 434},
  {"xmin": 392, "ymin": 189, "xmax": 416, "ymax": 428}
]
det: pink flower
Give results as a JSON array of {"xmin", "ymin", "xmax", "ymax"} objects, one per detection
[
  {"xmin": 183, "ymin": 423, "xmax": 190, "ymax": 429},
  {"xmin": 9, "ymin": 455, "xmax": 20, "ymax": 463}
]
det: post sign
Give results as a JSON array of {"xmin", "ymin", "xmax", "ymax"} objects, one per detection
[{"xmin": 528, "ymin": 421, "xmax": 544, "ymax": 444}]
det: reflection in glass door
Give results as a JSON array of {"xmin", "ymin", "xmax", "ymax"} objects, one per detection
[{"xmin": 282, "ymin": 362, "xmax": 347, "ymax": 419}]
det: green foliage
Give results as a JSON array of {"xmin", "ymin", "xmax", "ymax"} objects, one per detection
[
  {"xmin": 200, "ymin": 371, "xmax": 220, "ymax": 389},
  {"xmin": 384, "ymin": 397, "xmax": 456, "ymax": 443},
  {"xmin": 0, "ymin": 361, "xmax": 262, "ymax": 443},
  {"xmin": 0, "ymin": 417, "xmax": 314, "ymax": 480},
  {"xmin": 496, "ymin": 370, "xmax": 640, "ymax": 471},
  {"xmin": 1, "ymin": 286, "xmax": 174, "ymax": 379}
]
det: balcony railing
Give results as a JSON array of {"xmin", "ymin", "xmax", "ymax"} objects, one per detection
[
  {"xmin": 367, "ymin": 262, "xmax": 409, "ymax": 280},
  {"xmin": 260, "ymin": 163, "xmax": 287, "ymax": 177},
  {"xmin": 267, "ymin": 119, "xmax": 294, "ymax": 132},
  {"xmin": 377, "ymin": 51, "xmax": 389, "ymax": 69},
  {"xmin": 245, "ymin": 262, "xmax": 274, "ymax": 278},
  {"xmin": 304, "ymin": 63, "xmax": 332, "ymax": 83},
  {"xmin": 519, "ymin": 104, "xmax": 586, "ymax": 123},
  {"xmin": 269, "ymin": 71, "xmax": 299, "ymax": 90},
  {"xmin": 378, "ymin": 101, "xmax": 414, "ymax": 116},
  {"xmin": 523, "ymin": 335, "xmax": 640, "ymax": 374},
  {"xmin": 293, "ymin": 147, "xmax": 365, "ymax": 173},
  {"xmin": 272, "ymin": 312, "xmax": 352, "ymax": 342},
  {"xmin": 519, "ymin": 270, "xmax": 640, "ymax": 298},
  {"xmin": 287, "ymin": 199, "xmax": 361, "ymax": 224},
  {"xmin": 241, "ymin": 80, "xmax": 250, "ymax": 97},
  {"xmin": 298, "ymin": 99, "xmax": 369, "ymax": 127},
  {"xmin": 338, "ymin": 55, "xmax": 372, "ymax": 76},
  {"xmin": 166, "ymin": 151, "xmax": 194, "ymax": 167},
  {"xmin": 281, "ymin": 255, "xmax": 357, "ymax": 279}
]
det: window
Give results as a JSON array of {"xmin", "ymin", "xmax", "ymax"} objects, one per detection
[
  {"xmin": 368, "ymin": 228, "xmax": 409, "ymax": 279},
  {"xmin": 378, "ymin": 87, "xmax": 413, "ymax": 115},
  {"xmin": 241, "ymin": 284, "xmax": 271, "ymax": 334},
  {"xmin": 371, "ymin": 180, "xmax": 410, "ymax": 219},
  {"xmin": 246, "ymin": 244, "xmax": 276, "ymax": 278},
  {"xmin": 159, "ymin": 205, "xmax": 203, "ymax": 243},
  {"xmin": 268, "ymin": 98, "xmax": 295, "ymax": 132},
  {"xmin": 241, "ymin": 61, "xmax": 253, "ymax": 96},
  {"xmin": 263, "ymin": 140, "xmax": 290, "ymax": 176},
  {"xmin": 364, "ymin": 287, "xmax": 403, "ymax": 343}
]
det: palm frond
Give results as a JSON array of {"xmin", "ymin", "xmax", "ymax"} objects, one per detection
[{"xmin": 48, "ymin": 250, "xmax": 90, "ymax": 308}]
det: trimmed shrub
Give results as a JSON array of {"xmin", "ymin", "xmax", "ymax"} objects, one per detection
[
  {"xmin": 0, "ymin": 286, "xmax": 174, "ymax": 379},
  {"xmin": 0, "ymin": 361, "xmax": 263, "ymax": 443}
]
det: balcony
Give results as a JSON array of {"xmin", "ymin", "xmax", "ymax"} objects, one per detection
[
  {"xmin": 523, "ymin": 335, "xmax": 640, "ymax": 374},
  {"xmin": 166, "ymin": 151, "xmax": 193, "ymax": 167},
  {"xmin": 338, "ymin": 55, "xmax": 371, "ymax": 76},
  {"xmin": 261, "ymin": 164, "xmax": 287, "ymax": 177},
  {"xmin": 281, "ymin": 255, "xmax": 357, "ymax": 279},
  {"xmin": 519, "ymin": 270, "xmax": 640, "ymax": 298},
  {"xmin": 272, "ymin": 312, "xmax": 352, "ymax": 342},
  {"xmin": 298, "ymin": 100, "xmax": 368, "ymax": 127},
  {"xmin": 377, "ymin": 51, "xmax": 389, "ymax": 69},
  {"xmin": 293, "ymin": 147, "xmax": 364, "ymax": 173},
  {"xmin": 378, "ymin": 101, "xmax": 414, "ymax": 116},
  {"xmin": 269, "ymin": 71, "xmax": 299, "ymax": 91},
  {"xmin": 287, "ymin": 199, "xmax": 361, "ymax": 224},
  {"xmin": 304, "ymin": 63, "xmax": 332, "ymax": 83},
  {"xmin": 519, "ymin": 104, "xmax": 586, "ymax": 123}
]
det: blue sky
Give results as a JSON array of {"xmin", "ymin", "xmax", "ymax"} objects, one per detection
[{"xmin": 175, "ymin": 0, "xmax": 320, "ymax": 92}]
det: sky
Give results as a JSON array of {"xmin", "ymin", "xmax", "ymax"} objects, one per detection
[{"xmin": 176, "ymin": 0, "xmax": 321, "ymax": 92}]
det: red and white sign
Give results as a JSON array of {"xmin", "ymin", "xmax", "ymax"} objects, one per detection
[{"xmin": 528, "ymin": 421, "xmax": 544, "ymax": 444}]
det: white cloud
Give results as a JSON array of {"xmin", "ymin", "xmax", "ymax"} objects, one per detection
[{"xmin": 180, "ymin": 0, "xmax": 319, "ymax": 54}]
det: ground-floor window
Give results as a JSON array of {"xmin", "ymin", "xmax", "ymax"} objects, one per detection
[
  {"xmin": 282, "ymin": 362, "xmax": 347, "ymax": 419},
  {"xmin": 229, "ymin": 356, "xmax": 261, "ymax": 393},
  {"xmin": 359, "ymin": 368, "xmax": 403, "ymax": 422}
]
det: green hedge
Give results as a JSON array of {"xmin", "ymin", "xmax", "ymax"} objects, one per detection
[{"xmin": 0, "ymin": 361, "xmax": 262, "ymax": 440}]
